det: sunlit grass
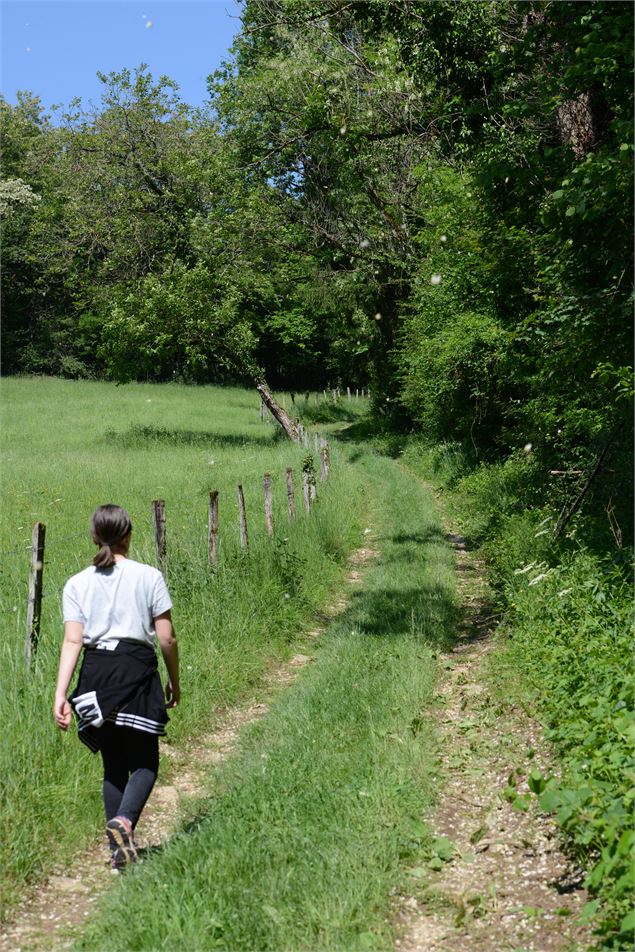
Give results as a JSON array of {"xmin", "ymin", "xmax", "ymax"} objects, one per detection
[{"xmin": 0, "ymin": 377, "xmax": 366, "ymax": 919}]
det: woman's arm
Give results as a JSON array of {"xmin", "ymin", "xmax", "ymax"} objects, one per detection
[
  {"xmin": 54, "ymin": 621, "xmax": 84, "ymax": 730},
  {"xmin": 155, "ymin": 610, "xmax": 180, "ymax": 708}
]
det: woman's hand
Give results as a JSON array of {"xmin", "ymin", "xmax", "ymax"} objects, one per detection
[
  {"xmin": 165, "ymin": 680, "xmax": 180, "ymax": 709},
  {"xmin": 54, "ymin": 695, "xmax": 73, "ymax": 730}
]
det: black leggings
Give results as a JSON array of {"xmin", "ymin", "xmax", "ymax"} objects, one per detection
[{"xmin": 99, "ymin": 722, "xmax": 159, "ymax": 829}]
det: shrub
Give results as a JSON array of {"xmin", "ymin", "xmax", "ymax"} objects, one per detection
[{"xmin": 500, "ymin": 551, "xmax": 634, "ymax": 947}]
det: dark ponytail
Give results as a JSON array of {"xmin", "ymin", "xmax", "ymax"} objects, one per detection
[{"xmin": 91, "ymin": 504, "xmax": 132, "ymax": 569}]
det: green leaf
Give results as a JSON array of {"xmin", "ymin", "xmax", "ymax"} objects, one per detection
[
  {"xmin": 539, "ymin": 789, "xmax": 560, "ymax": 812},
  {"xmin": 528, "ymin": 770, "xmax": 547, "ymax": 795},
  {"xmin": 431, "ymin": 836, "xmax": 455, "ymax": 862},
  {"xmin": 579, "ymin": 899, "xmax": 601, "ymax": 922}
]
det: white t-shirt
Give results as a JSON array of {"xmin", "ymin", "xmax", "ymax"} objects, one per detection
[{"xmin": 62, "ymin": 559, "xmax": 173, "ymax": 647}]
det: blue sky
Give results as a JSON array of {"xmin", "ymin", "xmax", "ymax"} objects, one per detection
[{"xmin": 1, "ymin": 0, "xmax": 242, "ymax": 116}]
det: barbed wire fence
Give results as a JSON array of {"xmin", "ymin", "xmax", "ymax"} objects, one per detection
[{"xmin": 22, "ymin": 435, "xmax": 332, "ymax": 668}]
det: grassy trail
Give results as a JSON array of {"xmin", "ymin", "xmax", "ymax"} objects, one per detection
[{"xmin": 79, "ymin": 449, "xmax": 458, "ymax": 951}]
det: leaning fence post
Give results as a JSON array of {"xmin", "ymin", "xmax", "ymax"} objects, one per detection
[
  {"xmin": 237, "ymin": 484, "xmax": 249, "ymax": 552},
  {"xmin": 285, "ymin": 468, "xmax": 296, "ymax": 523},
  {"xmin": 313, "ymin": 432, "xmax": 319, "ymax": 452},
  {"xmin": 152, "ymin": 500, "xmax": 167, "ymax": 577},
  {"xmin": 208, "ymin": 491, "xmax": 219, "ymax": 564},
  {"xmin": 24, "ymin": 521, "xmax": 46, "ymax": 667},
  {"xmin": 320, "ymin": 438, "xmax": 330, "ymax": 481},
  {"xmin": 263, "ymin": 473, "xmax": 274, "ymax": 537}
]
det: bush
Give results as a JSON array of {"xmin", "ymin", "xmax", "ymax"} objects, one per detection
[{"xmin": 500, "ymin": 552, "xmax": 634, "ymax": 947}]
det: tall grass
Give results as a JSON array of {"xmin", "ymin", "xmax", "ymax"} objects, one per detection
[
  {"xmin": 0, "ymin": 377, "xmax": 365, "ymax": 919},
  {"xmin": 80, "ymin": 451, "xmax": 458, "ymax": 952}
]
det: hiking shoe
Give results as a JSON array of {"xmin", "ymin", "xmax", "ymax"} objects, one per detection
[{"xmin": 106, "ymin": 816, "xmax": 138, "ymax": 866}]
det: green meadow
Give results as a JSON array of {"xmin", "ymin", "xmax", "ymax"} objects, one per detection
[{"xmin": 0, "ymin": 377, "xmax": 368, "ymax": 918}]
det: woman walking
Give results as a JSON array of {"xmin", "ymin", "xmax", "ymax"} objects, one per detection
[{"xmin": 54, "ymin": 504, "xmax": 180, "ymax": 871}]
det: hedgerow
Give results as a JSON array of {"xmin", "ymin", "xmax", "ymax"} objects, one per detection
[{"xmin": 501, "ymin": 552, "xmax": 633, "ymax": 947}]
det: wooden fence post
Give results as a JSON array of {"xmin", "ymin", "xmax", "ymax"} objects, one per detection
[
  {"xmin": 320, "ymin": 438, "xmax": 330, "ymax": 481},
  {"xmin": 24, "ymin": 521, "xmax": 46, "ymax": 666},
  {"xmin": 263, "ymin": 473, "xmax": 274, "ymax": 537},
  {"xmin": 356, "ymin": 388, "xmax": 359, "ymax": 400},
  {"xmin": 332, "ymin": 388, "xmax": 337, "ymax": 403},
  {"xmin": 286, "ymin": 468, "xmax": 296, "ymax": 523},
  {"xmin": 313, "ymin": 432, "xmax": 319, "ymax": 452},
  {"xmin": 237, "ymin": 484, "xmax": 249, "ymax": 552},
  {"xmin": 208, "ymin": 491, "xmax": 219, "ymax": 564},
  {"xmin": 310, "ymin": 475, "xmax": 317, "ymax": 505},
  {"xmin": 302, "ymin": 471, "xmax": 311, "ymax": 513},
  {"xmin": 347, "ymin": 386, "xmax": 351, "ymax": 401},
  {"xmin": 152, "ymin": 500, "xmax": 167, "ymax": 577}
]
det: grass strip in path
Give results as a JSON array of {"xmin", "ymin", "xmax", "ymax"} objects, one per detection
[{"xmin": 79, "ymin": 450, "xmax": 458, "ymax": 952}]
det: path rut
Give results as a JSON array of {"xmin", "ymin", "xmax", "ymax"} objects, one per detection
[{"xmin": 395, "ymin": 518, "xmax": 591, "ymax": 952}]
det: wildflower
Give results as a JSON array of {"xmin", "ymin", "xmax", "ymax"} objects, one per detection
[
  {"xmin": 339, "ymin": 125, "xmax": 347, "ymax": 135},
  {"xmin": 557, "ymin": 588, "xmax": 573, "ymax": 598},
  {"xmin": 528, "ymin": 572, "xmax": 550, "ymax": 586},
  {"xmin": 440, "ymin": 234, "xmax": 447, "ymax": 243},
  {"xmin": 523, "ymin": 443, "xmax": 533, "ymax": 453},
  {"xmin": 284, "ymin": 593, "xmax": 290, "ymax": 600},
  {"xmin": 374, "ymin": 312, "xmax": 382, "ymax": 321},
  {"xmin": 430, "ymin": 273, "xmax": 442, "ymax": 286},
  {"xmin": 359, "ymin": 238, "xmax": 370, "ymax": 249},
  {"xmin": 514, "ymin": 562, "xmax": 537, "ymax": 575}
]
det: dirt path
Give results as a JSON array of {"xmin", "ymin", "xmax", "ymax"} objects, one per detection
[
  {"xmin": 395, "ymin": 523, "xmax": 592, "ymax": 952},
  {"xmin": 0, "ymin": 543, "xmax": 377, "ymax": 952}
]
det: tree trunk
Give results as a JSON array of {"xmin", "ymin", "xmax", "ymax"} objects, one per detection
[{"xmin": 256, "ymin": 381, "xmax": 301, "ymax": 443}]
